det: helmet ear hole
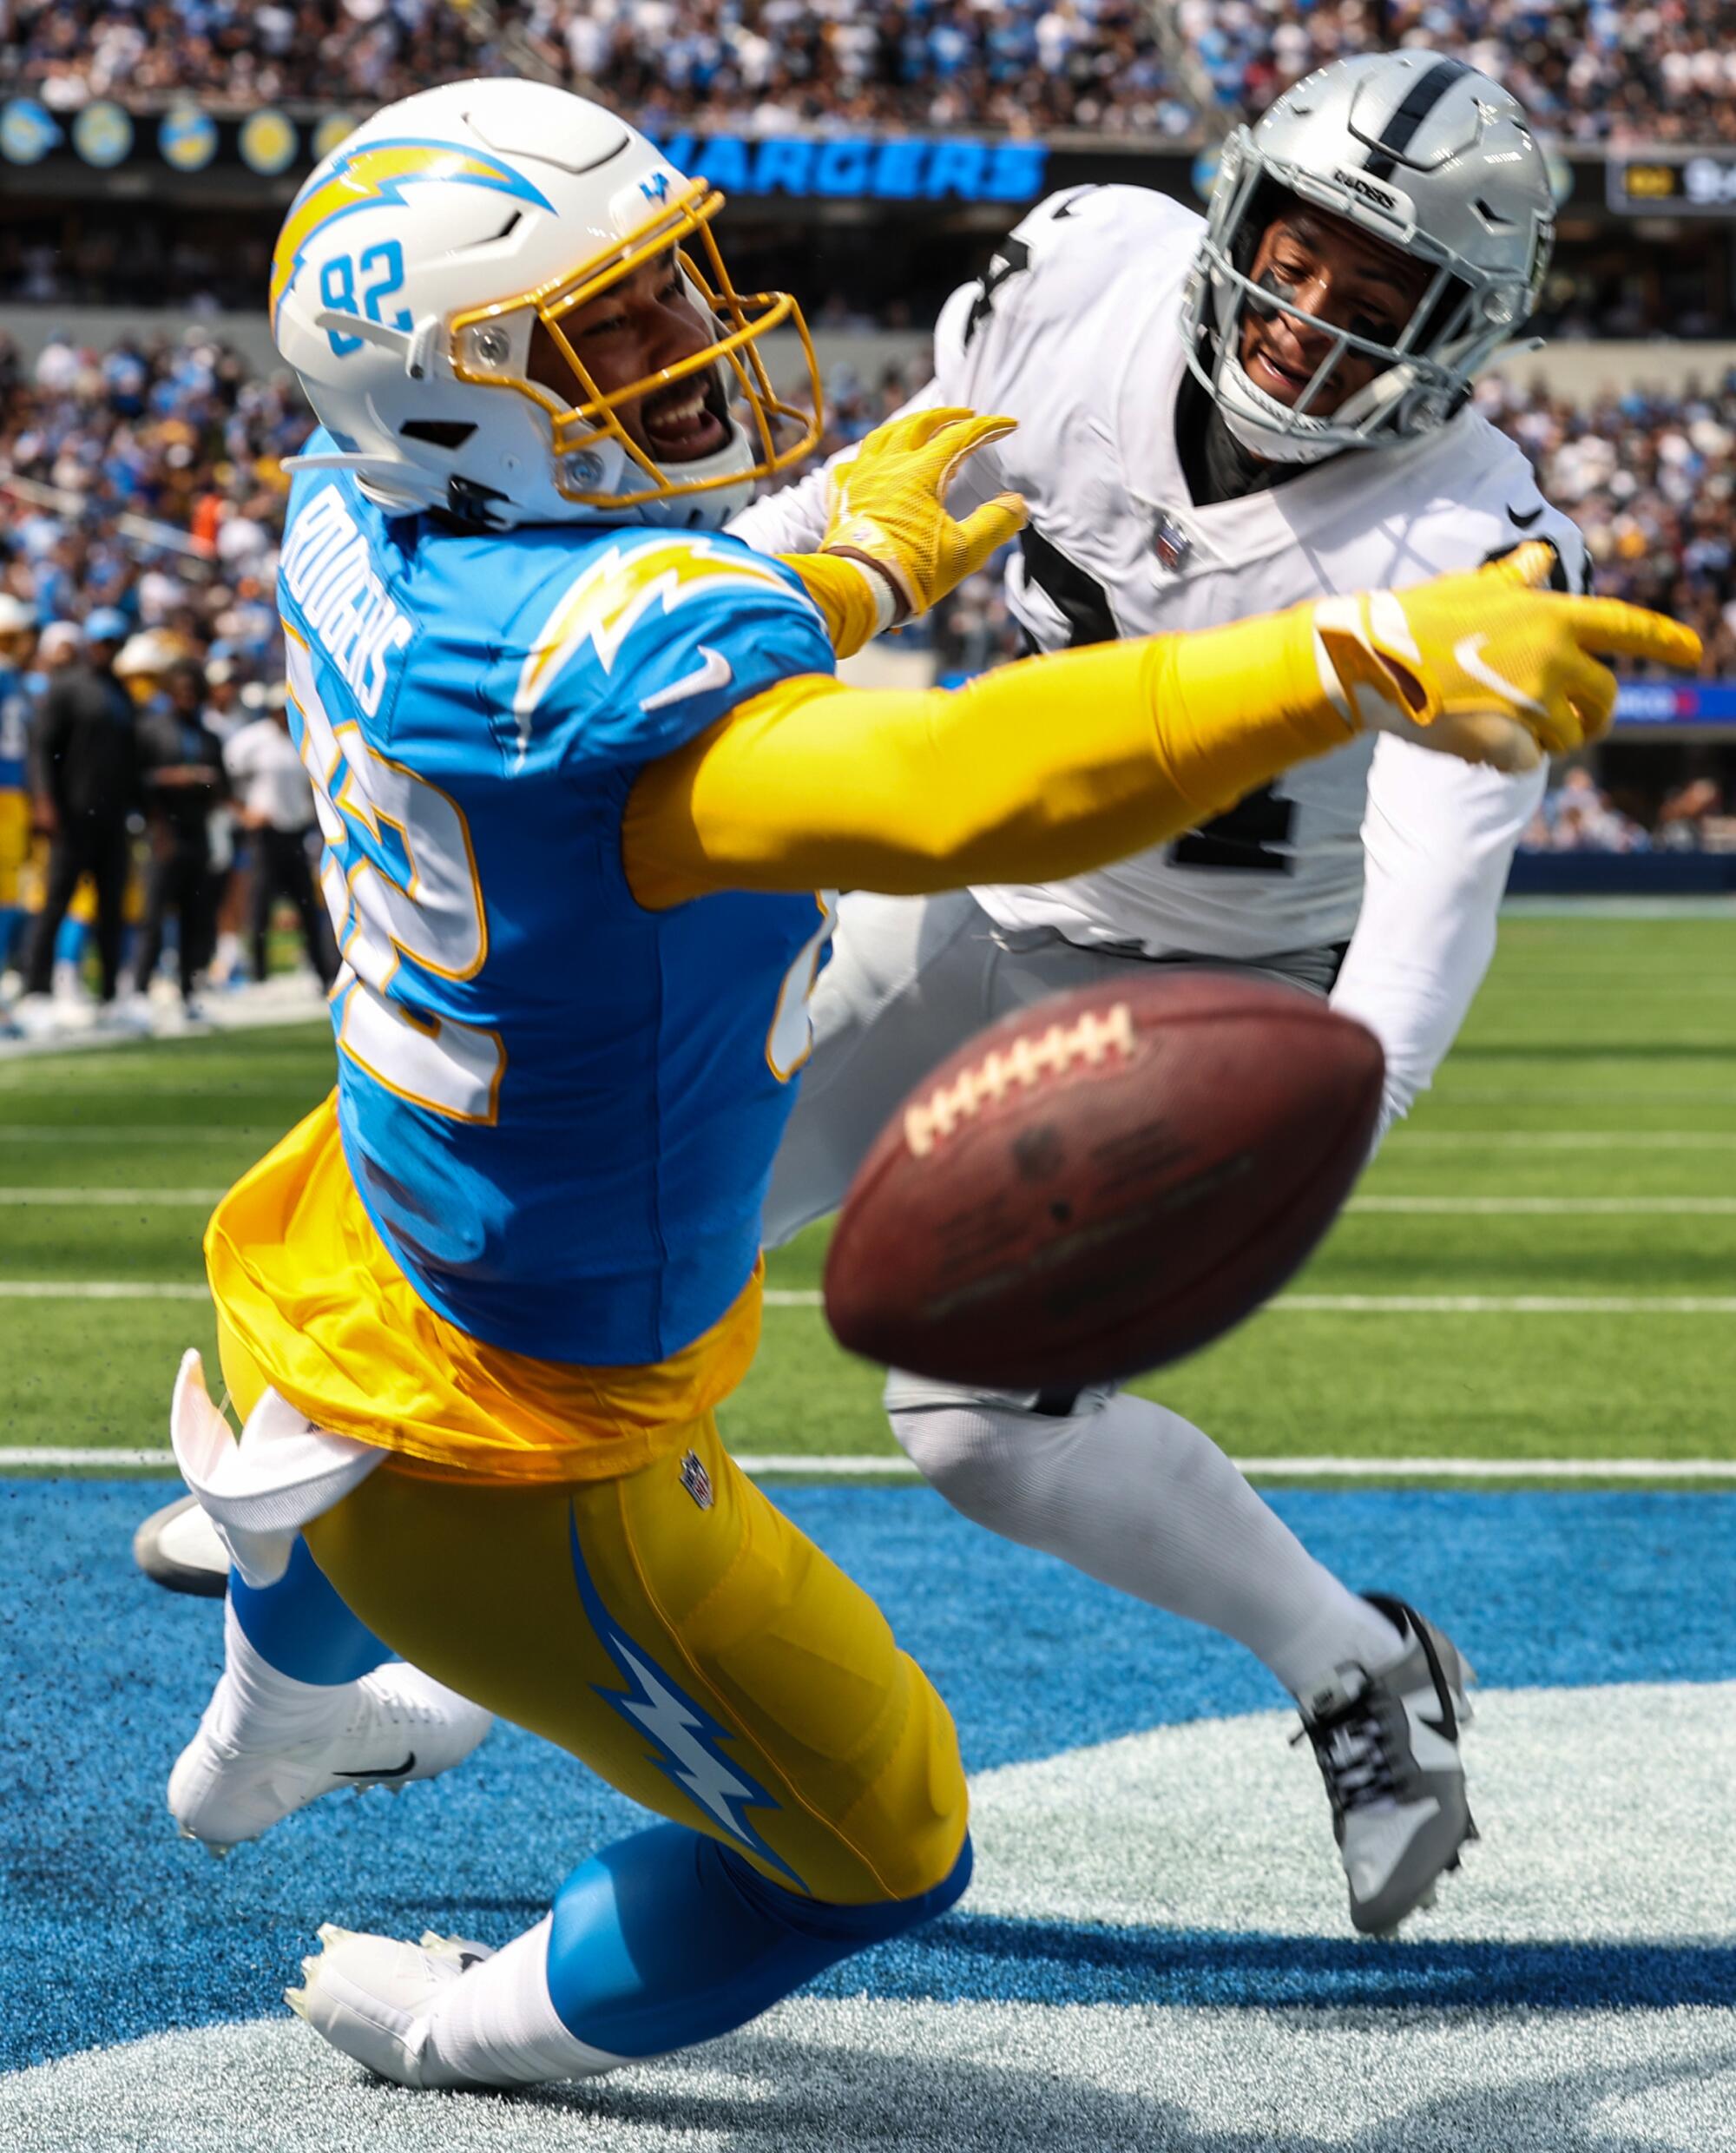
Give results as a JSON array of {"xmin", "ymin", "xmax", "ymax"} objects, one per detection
[{"xmin": 400, "ymin": 421, "xmax": 477, "ymax": 450}]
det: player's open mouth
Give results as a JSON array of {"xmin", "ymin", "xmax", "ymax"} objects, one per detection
[
  {"xmin": 1246, "ymin": 330, "xmax": 1332, "ymax": 406},
  {"xmin": 1240, "ymin": 320, "xmax": 1335, "ymax": 409},
  {"xmin": 641, "ymin": 376, "xmax": 729, "ymax": 460}
]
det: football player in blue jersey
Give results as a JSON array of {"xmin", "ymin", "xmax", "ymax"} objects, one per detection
[
  {"xmin": 0, "ymin": 594, "xmax": 36, "ymax": 984},
  {"xmin": 159, "ymin": 76, "xmax": 1690, "ymax": 2093}
]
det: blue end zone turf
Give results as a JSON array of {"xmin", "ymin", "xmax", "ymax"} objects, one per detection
[{"xmin": 3, "ymin": 1481, "xmax": 1733, "ymax": 2071}]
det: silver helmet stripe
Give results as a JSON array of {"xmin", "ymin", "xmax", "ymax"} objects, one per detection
[{"xmin": 1361, "ymin": 56, "xmax": 1474, "ymax": 182}]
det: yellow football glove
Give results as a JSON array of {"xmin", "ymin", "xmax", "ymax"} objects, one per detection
[
  {"xmin": 822, "ymin": 405, "xmax": 1029, "ymax": 623},
  {"xmin": 1310, "ymin": 543, "xmax": 1702, "ymax": 773}
]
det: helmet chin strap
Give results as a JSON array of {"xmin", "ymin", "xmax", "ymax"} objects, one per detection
[
  {"xmin": 1213, "ymin": 352, "xmax": 1345, "ymax": 466},
  {"xmin": 1213, "ymin": 348, "xmax": 1428, "ymax": 466}
]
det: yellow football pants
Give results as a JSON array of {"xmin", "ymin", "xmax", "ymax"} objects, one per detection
[
  {"xmin": 218, "ymin": 1320, "xmax": 968, "ymax": 1907},
  {"xmin": 0, "ymin": 791, "xmax": 29, "ymax": 908}
]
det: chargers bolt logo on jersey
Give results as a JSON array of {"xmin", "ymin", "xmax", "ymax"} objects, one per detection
[
  {"xmin": 512, "ymin": 537, "xmax": 809, "ymax": 757},
  {"xmin": 269, "ymin": 140, "xmax": 555, "ymax": 329}
]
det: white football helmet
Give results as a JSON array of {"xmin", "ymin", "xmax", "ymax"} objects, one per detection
[{"xmin": 271, "ymin": 78, "xmax": 821, "ymax": 530}]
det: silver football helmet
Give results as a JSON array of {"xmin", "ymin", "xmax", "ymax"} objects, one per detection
[{"xmin": 1181, "ymin": 54, "xmax": 1555, "ymax": 465}]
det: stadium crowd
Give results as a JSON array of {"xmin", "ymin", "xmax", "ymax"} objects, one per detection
[
  {"xmin": 0, "ymin": 327, "xmax": 330, "ymax": 1031},
  {"xmin": 0, "ymin": 321, "xmax": 1731, "ymax": 1030},
  {"xmin": 1189, "ymin": 0, "xmax": 1736, "ymax": 144},
  {"xmin": 3, "ymin": 0, "xmax": 1733, "ymax": 142}
]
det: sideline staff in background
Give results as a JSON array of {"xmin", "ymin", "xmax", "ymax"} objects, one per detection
[
  {"xmin": 20, "ymin": 606, "xmax": 139, "ymax": 1014},
  {"xmin": 132, "ymin": 655, "xmax": 227, "ymax": 1017},
  {"xmin": 0, "ymin": 593, "xmax": 37, "ymax": 975},
  {"xmin": 223, "ymin": 687, "xmax": 338, "ymax": 988}
]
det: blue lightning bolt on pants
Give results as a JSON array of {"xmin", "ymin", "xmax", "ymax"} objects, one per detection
[{"xmin": 293, "ymin": 1403, "xmax": 972, "ymax": 2053}]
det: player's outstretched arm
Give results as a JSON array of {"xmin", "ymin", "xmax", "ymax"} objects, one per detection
[
  {"xmin": 621, "ymin": 554, "xmax": 1698, "ymax": 907},
  {"xmin": 763, "ymin": 407, "xmax": 1027, "ymax": 659}
]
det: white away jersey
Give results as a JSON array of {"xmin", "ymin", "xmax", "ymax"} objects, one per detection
[{"xmin": 740, "ymin": 184, "xmax": 1583, "ymax": 962}]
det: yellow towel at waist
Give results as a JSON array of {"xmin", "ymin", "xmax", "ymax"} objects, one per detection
[{"xmin": 204, "ymin": 1093, "xmax": 763, "ymax": 1484}]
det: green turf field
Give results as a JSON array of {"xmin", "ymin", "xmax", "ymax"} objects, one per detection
[{"xmin": 3, "ymin": 912, "xmax": 1733, "ymax": 1478}]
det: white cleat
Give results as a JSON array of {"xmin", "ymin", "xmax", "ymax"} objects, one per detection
[
  {"xmin": 286, "ymin": 1926, "xmax": 495, "ymax": 2087},
  {"xmin": 134, "ymin": 1492, "xmax": 230, "ymax": 1598},
  {"xmin": 286, "ymin": 1920, "xmax": 619, "ymax": 2089},
  {"xmin": 168, "ymin": 1665, "xmax": 493, "ymax": 1853}
]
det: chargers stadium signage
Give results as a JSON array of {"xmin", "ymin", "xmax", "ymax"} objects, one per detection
[
  {"xmin": 645, "ymin": 132, "xmax": 1048, "ymax": 202},
  {"xmin": 0, "ymin": 96, "xmax": 1049, "ymax": 206}
]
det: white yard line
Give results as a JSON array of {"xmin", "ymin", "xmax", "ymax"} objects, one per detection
[
  {"xmin": 770, "ymin": 1287, "xmax": 1736, "ymax": 1315},
  {"xmin": 7, "ymin": 1446, "xmax": 1736, "ymax": 1479},
  {"xmin": 4, "ymin": 1282, "xmax": 1733, "ymax": 1314},
  {"xmin": 1277, "ymin": 1293, "xmax": 1736, "ymax": 1313},
  {"xmin": 1387, "ymin": 1131, "xmax": 1736, "ymax": 1148},
  {"xmin": 3, "ymin": 1188, "xmax": 1723, "ymax": 1222},
  {"xmin": 0, "ymin": 1126, "xmax": 272, "ymax": 1142},
  {"xmin": 1348, "ymin": 1195, "xmax": 1736, "ymax": 1215},
  {"xmin": 0, "ymin": 1281, "xmax": 209, "ymax": 1299},
  {"xmin": 0, "ymin": 1188, "xmax": 224, "ymax": 1205},
  {"xmin": 4, "ymin": 1189, "xmax": 1732, "ymax": 1216}
]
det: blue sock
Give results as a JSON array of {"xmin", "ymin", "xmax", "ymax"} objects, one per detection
[
  {"xmin": 55, "ymin": 917, "xmax": 88, "ymax": 969},
  {"xmin": 0, "ymin": 905, "xmax": 19, "ymax": 971},
  {"xmin": 546, "ymin": 1823, "xmax": 972, "ymax": 2057},
  {"xmin": 228, "ymin": 1533, "xmax": 392, "ymax": 1686}
]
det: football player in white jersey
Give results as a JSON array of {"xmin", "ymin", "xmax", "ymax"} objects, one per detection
[{"xmin": 728, "ymin": 52, "xmax": 1589, "ymax": 1936}]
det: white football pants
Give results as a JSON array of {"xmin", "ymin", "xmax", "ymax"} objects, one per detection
[{"xmin": 763, "ymin": 891, "xmax": 1404, "ymax": 1694}]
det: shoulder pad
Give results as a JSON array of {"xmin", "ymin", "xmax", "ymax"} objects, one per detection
[{"xmin": 943, "ymin": 185, "xmax": 1201, "ymax": 389}]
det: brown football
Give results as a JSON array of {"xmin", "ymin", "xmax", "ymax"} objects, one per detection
[{"xmin": 823, "ymin": 971, "xmax": 1383, "ymax": 1390}]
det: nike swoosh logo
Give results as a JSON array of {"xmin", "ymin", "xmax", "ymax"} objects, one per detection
[
  {"xmin": 1507, "ymin": 504, "xmax": 1544, "ymax": 529},
  {"xmin": 1453, "ymin": 632, "xmax": 1546, "ymax": 717},
  {"xmin": 333, "ymin": 1753, "xmax": 416, "ymax": 1781},
  {"xmin": 641, "ymin": 645, "xmax": 732, "ymax": 713}
]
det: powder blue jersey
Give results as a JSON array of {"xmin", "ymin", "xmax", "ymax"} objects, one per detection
[
  {"xmin": 279, "ymin": 439, "xmax": 838, "ymax": 1366},
  {"xmin": 0, "ymin": 662, "xmax": 29, "ymax": 791}
]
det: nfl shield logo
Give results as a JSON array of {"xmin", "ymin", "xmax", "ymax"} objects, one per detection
[
  {"xmin": 1154, "ymin": 511, "xmax": 1192, "ymax": 572},
  {"xmin": 680, "ymin": 1449, "xmax": 715, "ymax": 1511}
]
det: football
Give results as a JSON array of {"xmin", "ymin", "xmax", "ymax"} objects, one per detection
[{"xmin": 823, "ymin": 971, "xmax": 1384, "ymax": 1390}]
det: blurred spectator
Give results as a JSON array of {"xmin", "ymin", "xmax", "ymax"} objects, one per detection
[
  {"xmin": 223, "ymin": 686, "xmax": 339, "ymax": 989},
  {"xmin": 19, "ymin": 607, "xmax": 141, "ymax": 1017},
  {"xmin": 1654, "ymin": 774, "xmax": 1723, "ymax": 847},
  {"xmin": 0, "ymin": 593, "xmax": 37, "ymax": 975},
  {"xmin": 1524, "ymin": 766, "xmax": 1651, "ymax": 851},
  {"xmin": 128, "ymin": 651, "xmax": 227, "ymax": 1017}
]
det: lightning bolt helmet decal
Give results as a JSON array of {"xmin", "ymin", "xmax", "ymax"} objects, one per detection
[{"xmin": 269, "ymin": 139, "xmax": 555, "ymax": 330}]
